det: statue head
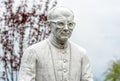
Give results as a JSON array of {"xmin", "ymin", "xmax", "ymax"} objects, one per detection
[{"xmin": 47, "ymin": 6, "xmax": 76, "ymax": 41}]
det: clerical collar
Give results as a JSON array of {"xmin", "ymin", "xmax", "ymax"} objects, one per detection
[{"xmin": 48, "ymin": 35, "xmax": 68, "ymax": 49}]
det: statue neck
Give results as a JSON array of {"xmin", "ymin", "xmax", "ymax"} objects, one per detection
[{"xmin": 49, "ymin": 34, "xmax": 68, "ymax": 49}]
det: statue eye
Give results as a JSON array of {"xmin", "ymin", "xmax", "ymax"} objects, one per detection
[
  {"xmin": 68, "ymin": 22, "xmax": 75, "ymax": 28},
  {"xmin": 68, "ymin": 22, "xmax": 73, "ymax": 27},
  {"xmin": 57, "ymin": 22, "xmax": 65, "ymax": 26}
]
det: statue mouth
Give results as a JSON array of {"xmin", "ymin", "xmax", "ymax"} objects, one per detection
[{"xmin": 61, "ymin": 32, "xmax": 70, "ymax": 35}]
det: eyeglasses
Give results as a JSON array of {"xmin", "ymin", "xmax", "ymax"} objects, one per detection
[{"xmin": 50, "ymin": 21, "xmax": 76, "ymax": 29}]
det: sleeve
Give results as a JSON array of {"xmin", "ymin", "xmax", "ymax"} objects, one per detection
[
  {"xmin": 18, "ymin": 48, "xmax": 36, "ymax": 81},
  {"xmin": 81, "ymin": 51, "xmax": 93, "ymax": 81}
]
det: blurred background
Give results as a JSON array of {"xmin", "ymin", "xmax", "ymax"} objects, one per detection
[{"xmin": 0, "ymin": 0, "xmax": 120, "ymax": 81}]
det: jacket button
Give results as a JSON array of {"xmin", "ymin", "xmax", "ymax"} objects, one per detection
[
  {"xmin": 63, "ymin": 69, "xmax": 67, "ymax": 73},
  {"xmin": 63, "ymin": 59, "xmax": 68, "ymax": 63}
]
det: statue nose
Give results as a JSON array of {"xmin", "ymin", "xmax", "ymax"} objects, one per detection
[
  {"xmin": 63, "ymin": 24, "xmax": 69, "ymax": 33},
  {"xmin": 64, "ymin": 24, "xmax": 69, "ymax": 30}
]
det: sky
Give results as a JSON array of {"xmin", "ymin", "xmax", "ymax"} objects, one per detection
[{"xmin": 57, "ymin": 0, "xmax": 120, "ymax": 81}]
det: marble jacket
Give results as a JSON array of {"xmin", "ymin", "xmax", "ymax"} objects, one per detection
[{"xmin": 18, "ymin": 39, "xmax": 93, "ymax": 81}]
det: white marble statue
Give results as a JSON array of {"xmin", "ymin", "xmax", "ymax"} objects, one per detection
[{"xmin": 18, "ymin": 6, "xmax": 93, "ymax": 81}]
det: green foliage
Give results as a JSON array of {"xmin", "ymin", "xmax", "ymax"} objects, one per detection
[{"xmin": 104, "ymin": 59, "xmax": 120, "ymax": 81}]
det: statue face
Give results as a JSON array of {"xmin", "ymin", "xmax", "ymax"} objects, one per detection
[{"xmin": 49, "ymin": 9, "xmax": 75, "ymax": 41}]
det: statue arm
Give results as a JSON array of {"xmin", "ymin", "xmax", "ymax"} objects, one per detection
[
  {"xmin": 81, "ymin": 53, "xmax": 93, "ymax": 81},
  {"xmin": 18, "ymin": 48, "xmax": 36, "ymax": 81}
]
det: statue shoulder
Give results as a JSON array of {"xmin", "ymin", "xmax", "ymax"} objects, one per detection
[
  {"xmin": 69, "ymin": 41, "xmax": 87, "ymax": 54},
  {"xmin": 26, "ymin": 39, "xmax": 48, "ymax": 52}
]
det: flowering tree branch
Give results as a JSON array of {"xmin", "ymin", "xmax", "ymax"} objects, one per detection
[{"xmin": 0, "ymin": 0, "xmax": 57, "ymax": 81}]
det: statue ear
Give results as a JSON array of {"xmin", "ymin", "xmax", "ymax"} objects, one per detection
[
  {"xmin": 46, "ymin": 21, "xmax": 52, "ymax": 30},
  {"xmin": 47, "ymin": 21, "xmax": 50, "ymax": 26}
]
